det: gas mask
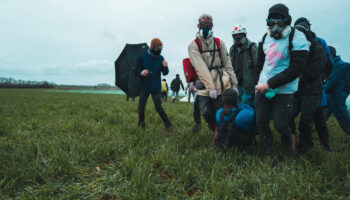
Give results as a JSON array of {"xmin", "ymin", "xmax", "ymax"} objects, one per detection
[
  {"xmin": 266, "ymin": 17, "xmax": 290, "ymax": 40},
  {"xmin": 150, "ymin": 46, "xmax": 162, "ymax": 56},
  {"xmin": 233, "ymin": 34, "xmax": 247, "ymax": 47},
  {"xmin": 199, "ymin": 27, "xmax": 213, "ymax": 39},
  {"xmin": 199, "ymin": 20, "xmax": 213, "ymax": 39},
  {"xmin": 270, "ymin": 24, "xmax": 285, "ymax": 39}
]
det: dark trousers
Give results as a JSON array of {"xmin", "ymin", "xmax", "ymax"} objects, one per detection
[
  {"xmin": 197, "ymin": 95, "xmax": 223, "ymax": 131},
  {"xmin": 138, "ymin": 91, "xmax": 171, "ymax": 128},
  {"xmin": 193, "ymin": 94, "xmax": 201, "ymax": 125},
  {"xmin": 255, "ymin": 92, "xmax": 293, "ymax": 154},
  {"xmin": 290, "ymin": 94, "xmax": 329, "ymax": 151},
  {"xmin": 327, "ymin": 88, "xmax": 350, "ymax": 134},
  {"xmin": 161, "ymin": 92, "xmax": 168, "ymax": 102},
  {"xmin": 314, "ymin": 107, "xmax": 330, "ymax": 150}
]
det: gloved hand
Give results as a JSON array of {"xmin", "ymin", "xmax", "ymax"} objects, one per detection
[
  {"xmin": 209, "ymin": 89, "xmax": 217, "ymax": 99},
  {"xmin": 255, "ymin": 82, "xmax": 270, "ymax": 94},
  {"xmin": 232, "ymin": 86, "xmax": 239, "ymax": 96}
]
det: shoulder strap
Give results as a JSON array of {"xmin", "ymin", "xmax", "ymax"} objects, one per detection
[
  {"xmin": 248, "ymin": 42, "xmax": 256, "ymax": 58},
  {"xmin": 262, "ymin": 33, "xmax": 268, "ymax": 44},
  {"xmin": 195, "ymin": 38, "xmax": 203, "ymax": 54},
  {"xmin": 219, "ymin": 108, "xmax": 241, "ymax": 125},
  {"xmin": 214, "ymin": 37, "xmax": 221, "ymax": 59},
  {"xmin": 288, "ymin": 27, "xmax": 295, "ymax": 52}
]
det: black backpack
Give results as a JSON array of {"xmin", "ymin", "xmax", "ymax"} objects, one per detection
[{"xmin": 217, "ymin": 109, "xmax": 254, "ymax": 149}]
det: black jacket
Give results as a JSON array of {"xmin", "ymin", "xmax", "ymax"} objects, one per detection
[
  {"xmin": 170, "ymin": 78, "xmax": 184, "ymax": 92},
  {"xmin": 298, "ymin": 40, "xmax": 327, "ymax": 95}
]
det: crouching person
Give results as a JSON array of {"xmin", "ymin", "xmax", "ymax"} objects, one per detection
[
  {"xmin": 136, "ymin": 38, "xmax": 173, "ymax": 132},
  {"xmin": 215, "ymin": 88, "xmax": 257, "ymax": 149}
]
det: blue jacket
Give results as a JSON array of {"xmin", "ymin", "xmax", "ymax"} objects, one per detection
[
  {"xmin": 136, "ymin": 51, "xmax": 169, "ymax": 92},
  {"xmin": 324, "ymin": 56, "xmax": 350, "ymax": 93},
  {"xmin": 315, "ymin": 37, "xmax": 335, "ymax": 68},
  {"xmin": 216, "ymin": 104, "xmax": 256, "ymax": 133}
]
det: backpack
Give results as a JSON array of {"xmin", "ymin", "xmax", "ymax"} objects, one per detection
[
  {"xmin": 161, "ymin": 81, "xmax": 167, "ymax": 92},
  {"xmin": 231, "ymin": 42, "xmax": 256, "ymax": 64},
  {"xmin": 183, "ymin": 37, "xmax": 221, "ymax": 83},
  {"xmin": 217, "ymin": 109, "xmax": 254, "ymax": 149}
]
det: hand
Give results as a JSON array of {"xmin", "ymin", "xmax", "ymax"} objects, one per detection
[
  {"xmin": 255, "ymin": 82, "xmax": 269, "ymax": 94},
  {"xmin": 162, "ymin": 60, "xmax": 168, "ymax": 67},
  {"xmin": 141, "ymin": 69, "xmax": 149, "ymax": 77},
  {"xmin": 209, "ymin": 89, "xmax": 217, "ymax": 99}
]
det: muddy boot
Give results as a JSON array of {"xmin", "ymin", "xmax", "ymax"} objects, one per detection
[
  {"xmin": 138, "ymin": 122, "xmax": 146, "ymax": 129},
  {"xmin": 268, "ymin": 150, "xmax": 279, "ymax": 167},
  {"xmin": 208, "ymin": 121, "xmax": 216, "ymax": 132},
  {"xmin": 165, "ymin": 123, "xmax": 173, "ymax": 133},
  {"xmin": 191, "ymin": 123, "xmax": 201, "ymax": 133}
]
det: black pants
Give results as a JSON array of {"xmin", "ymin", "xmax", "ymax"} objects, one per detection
[
  {"xmin": 290, "ymin": 94, "xmax": 329, "ymax": 151},
  {"xmin": 255, "ymin": 92, "xmax": 293, "ymax": 154},
  {"xmin": 197, "ymin": 95, "xmax": 223, "ymax": 130},
  {"xmin": 138, "ymin": 91, "xmax": 171, "ymax": 128},
  {"xmin": 314, "ymin": 107, "xmax": 330, "ymax": 150},
  {"xmin": 193, "ymin": 94, "xmax": 201, "ymax": 125},
  {"xmin": 161, "ymin": 92, "xmax": 167, "ymax": 102}
]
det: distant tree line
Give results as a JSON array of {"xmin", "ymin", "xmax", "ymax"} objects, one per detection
[{"xmin": 0, "ymin": 77, "xmax": 55, "ymax": 88}]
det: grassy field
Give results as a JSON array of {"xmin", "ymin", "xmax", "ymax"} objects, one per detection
[{"xmin": 0, "ymin": 89, "xmax": 349, "ymax": 199}]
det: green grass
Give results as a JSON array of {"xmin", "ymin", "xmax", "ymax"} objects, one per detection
[{"xmin": 0, "ymin": 89, "xmax": 349, "ymax": 199}]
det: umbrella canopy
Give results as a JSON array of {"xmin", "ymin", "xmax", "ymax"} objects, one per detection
[{"xmin": 115, "ymin": 43, "xmax": 149, "ymax": 98}]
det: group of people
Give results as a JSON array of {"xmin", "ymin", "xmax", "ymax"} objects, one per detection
[
  {"xmin": 161, "ymin": 74, "xmax": 196, "ymax": 103},
  {"xmin": 134, "ymin": 3, "xmax": 350, "ymax": 163}
]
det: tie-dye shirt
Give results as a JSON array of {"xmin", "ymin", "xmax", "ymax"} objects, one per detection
[{"xmin": 258, "ymin": 29, "xmax": 309, "ymax": 94}]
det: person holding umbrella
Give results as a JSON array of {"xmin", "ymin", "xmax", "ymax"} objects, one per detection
[{"xmin": 136, "ymin": 38, "xmax": 173, "ymax": 132}]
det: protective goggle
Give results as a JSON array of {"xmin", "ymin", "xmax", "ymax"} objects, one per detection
[
  {"xmin": 232, "ymin": 33, "xmax": 245, "ymax": 39},
  {"xmin": 153, "ymin": 46, "xmax": 163, "ymax": 51},
  {"xmin": 199, "ymin": 21, "xmax": 213, "ymax": 29},
  {"xmin": 266, "ymin": 18, "xmax": 287, "ymax": 26}
]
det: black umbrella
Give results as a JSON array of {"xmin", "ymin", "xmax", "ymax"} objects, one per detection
[{"xmin": 115, "ymin": 43, "xmax": 149, "ymax": 98}]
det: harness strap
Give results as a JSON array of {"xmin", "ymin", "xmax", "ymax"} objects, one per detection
[{"xmin": 219, "ymin": 109, "xmax": 241, "ymax": 126}]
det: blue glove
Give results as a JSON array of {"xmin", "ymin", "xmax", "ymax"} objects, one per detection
[{"xmin": 265, "ymin": 89, "xmax": 276, "ymax": 99}]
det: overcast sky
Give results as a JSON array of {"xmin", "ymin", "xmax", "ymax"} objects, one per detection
[{"xmin": 1, "ymin": 0, "xmax": 349, "ymax": 85}]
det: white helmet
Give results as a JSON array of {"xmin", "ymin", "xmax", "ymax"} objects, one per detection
[{"xmin": 232, "ymin": 24, "xmax": 247, "ymax": 35}]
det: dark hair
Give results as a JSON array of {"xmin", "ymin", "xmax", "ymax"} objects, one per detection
[{"xmin": 162, "ymin": 79, "xmax": 166, "ymax": 81}]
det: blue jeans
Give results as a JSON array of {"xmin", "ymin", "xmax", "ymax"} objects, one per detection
[{"xmin": 172, "ymin": 91, "xmax": 179, "ymax": 102}]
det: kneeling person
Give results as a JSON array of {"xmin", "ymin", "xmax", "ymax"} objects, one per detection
[{"xmin": 215, "ymin": 88, "xmax": 257, "ymax": 148}]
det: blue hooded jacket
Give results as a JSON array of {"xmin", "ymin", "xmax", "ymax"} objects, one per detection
[
  {"xmin": 216, "ymin": 104, "xmax": 256, "ymax": 134},
  {"xmin": 136, "ymin": 51, "xmax": 169, "ymax": 92},
  {"xmin": 324, "ymin": 56, "xmax": 350, "ymax": 93}
]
